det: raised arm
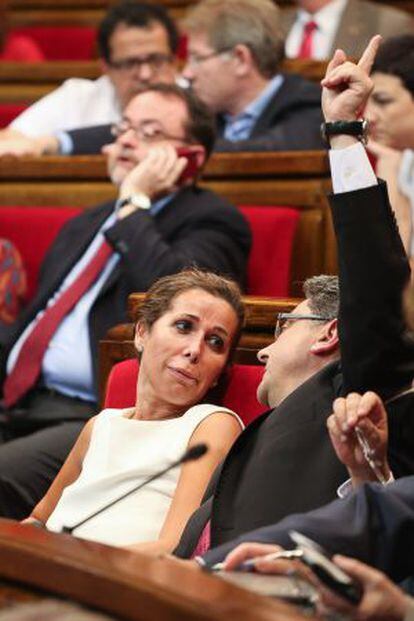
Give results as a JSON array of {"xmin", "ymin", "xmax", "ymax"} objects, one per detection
[{"xmin": 321, "ymin": 37, "xmax": 414, "ymax": 398}]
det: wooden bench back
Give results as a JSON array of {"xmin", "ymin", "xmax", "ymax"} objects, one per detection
[{"xmin": 0, "ymin": 151, "xmax": 336, "ymax": 298}]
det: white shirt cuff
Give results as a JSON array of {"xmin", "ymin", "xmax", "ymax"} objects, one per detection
[
  {"xmin": 55, "ymin": 130, "xmax": 74, "ymax": 155},
  {"xmin": 329, "ymin": 143, "xmax": 377, "ymax": 194},
  {"xmin": 337, "ymin": 472, "xmax": 395, "ymax": 498}
]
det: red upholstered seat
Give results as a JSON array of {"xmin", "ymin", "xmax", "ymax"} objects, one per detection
[
  {"xmin": 0, "ymin": 206, "xmax": 81, "ymax": 301},
  {"xmin": 239, "ymin": 205, "xmax": 299, "ymax": 296},
  {"xmin": 0, "ymin": 103, "xmax": 28, "ymax": 127},
  {"xmin": 11, "ymin": 27, "xmax": 97, "ymax": 60},
  {"xmin": 104, "ymin": 359, "xmax": 265, "ymax": 426}
]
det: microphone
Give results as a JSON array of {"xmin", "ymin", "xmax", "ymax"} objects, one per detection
[{"xmin": 62, "ymin": 442, "xmax": 208, "ymax": 535}]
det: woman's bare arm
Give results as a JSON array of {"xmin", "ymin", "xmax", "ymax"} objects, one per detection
[{"xmin": 23, "ymin": 417, "xmax": 96, "ymax": 525}]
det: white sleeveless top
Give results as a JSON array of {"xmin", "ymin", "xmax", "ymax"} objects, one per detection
[{"xmin": 46, "ymin": 404, "xmax": 243, "ymax": 546}]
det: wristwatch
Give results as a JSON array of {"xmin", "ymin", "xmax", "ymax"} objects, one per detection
[
  {"xmin": 320, "ymin": 119, "xmax": 370, "ymax": 146},
  {"xmin": 119, "ymin": 192, "xmax": 151, "ymax": 210}
]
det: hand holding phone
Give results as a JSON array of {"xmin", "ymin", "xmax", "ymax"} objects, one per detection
[
  {"xmin": 176, "ymin": 147, "xmax": 201, "ymax": 184},
  {"xmin": 289, "ymin": 531, "xmax": 363, "ymax": 605}
]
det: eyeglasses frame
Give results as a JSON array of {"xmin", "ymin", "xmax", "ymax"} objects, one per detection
[{"xmin": 274, "ymin": 312, "xmax": 334, "ymax": 338}]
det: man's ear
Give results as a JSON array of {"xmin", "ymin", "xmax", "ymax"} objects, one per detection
[
  {"xmin": 232, "ymin": 44, "xmax": 253, "ymax": 76},
  {"xmin": 309, "ymin": 319, "xmax": 339, "ymax": 356}
]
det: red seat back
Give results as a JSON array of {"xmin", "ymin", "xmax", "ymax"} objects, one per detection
[
  {"xmin": 239, "ymin": 205, "xmax": 299, "ymax": 296},
  {"xmin": 0, "ymin": 206, "xmax": 81, "ymax": 301},
  {"xmin": 104, "ymin": 359, "xmax": 265, "ymax": 426},
  {"xmin": 0, "ymin": 103, "xmax": 28, "ymax": 127},
  {"xmin": 11, "ymin": 27, "xmax": 97, "ymax": 60}
]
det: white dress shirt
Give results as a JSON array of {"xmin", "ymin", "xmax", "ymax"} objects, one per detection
[
  {"xmin": 10, "ymin": 75, "xmax": 121, "ymax": 137},
  {"xmin": 285, "ymin": 0, "xmax": 348, "ymax": 59}
]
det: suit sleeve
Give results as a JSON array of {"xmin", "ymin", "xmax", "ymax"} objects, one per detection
[
  {"xmin": 201, "ymin": 476, "xmax": 414, "ymax": 582},
  {"xmin": 331, "ymin": 181, "xmax": 414, "ymax": 399},
  {"xmin": 104, "ymin": 191, "xmax": 251, "ymax": 290},
  {"xmin": 66, "ymin": 124, "xmax": 113, "ymax": 155}
]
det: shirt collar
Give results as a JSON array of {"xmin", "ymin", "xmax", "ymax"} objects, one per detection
[
  {"xmin": 223, "ymin": 74, "xmax": 284, "ymax": 125},
  {"xmin": 297, "ymin": 0, "xmax": 348, "ymax": 30}
]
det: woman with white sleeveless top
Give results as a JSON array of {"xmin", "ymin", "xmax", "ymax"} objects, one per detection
[{"xmin": 23, "ymin": 269, "xmax": 244, "ymax": 553}]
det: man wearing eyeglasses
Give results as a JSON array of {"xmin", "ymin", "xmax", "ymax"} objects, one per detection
[
  {"xmin": 0, "ymin": 1, "xmax": 179, "ymax": 154},
  {"xmin": 181, "ymin": 0, "xmax": 324, "ymax": 152},
  {"xmin": 174, "ymin": 35, "xmax": 414, "ymax": 559},
  {"xmin": 0, "ymin": 83, "xmax": 251, "ymax": 520}
]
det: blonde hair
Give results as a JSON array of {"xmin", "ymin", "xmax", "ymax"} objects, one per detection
[{"xmin": 184, "ymin": 0, "xmax": 284, "ymax": 78}]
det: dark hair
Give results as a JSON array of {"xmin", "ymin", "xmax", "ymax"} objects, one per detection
[
  {"xmin": 184, "ymin": 0, "xmax": 284, "ymax": 78},
  {"xmin": 137, "ymin": 83, "xmax": 216, "ymax": 158},
  {"xmin": 372, "ymin": 35, "xmax": 414, "ymax": 97},
  {"xmin": 98, "ymin": 1, "xmax": 179, "ymax": 63}
]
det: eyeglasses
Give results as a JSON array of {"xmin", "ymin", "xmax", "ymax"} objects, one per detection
[
  {"xmin": 186, "ymin": 47, "xmax": 233, "ymax": 67},
  {"xmin": 274, "ymin": 312, "xmax": 333, "ymax": 338},
  {"xmin": 109, "ymin": 53, "xmax": 173, "ymax": 72},
  {"xmin": 111, "ymin": 119, "xmax": 188, "ymax": 144}
]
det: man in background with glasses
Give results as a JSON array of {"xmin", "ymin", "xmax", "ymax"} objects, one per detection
[
  {"xmin": 181, "ymin": 0, "xmax": 324, "ymax": 152},
  {"xmin": 0, "ymin": 1, "xmax": 179, "ymax": 155},
  {"xmin": 0, "ymin": 83, "xmax": 251, "ymax": 520}
]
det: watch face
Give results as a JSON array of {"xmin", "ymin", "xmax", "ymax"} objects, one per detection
[{"xmin": 131, "ymin": 194, "xmax": 151, "ymax": 210}]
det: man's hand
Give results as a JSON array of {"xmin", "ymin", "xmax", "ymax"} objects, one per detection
[
  {"xmin": 0, "ymin": 130, "xmax": 59, "ymax": 156},
  {"xmin": 321, "ymin": 35, "xmax": 381, "ymax": 123},
  {"xmin": 327, "ymin": 391, "xmax": 391, "ymax": 485},
  {"xmin": 220, "ymin": 542, "xmax": 313, "ymax": 582},
  {"xmin": 318, "ymin": 556, "xmax": 409, "ymax": 621},
  {"xmin": 118, "ymin": 144, "xmax": 188, "ymax": 206}
]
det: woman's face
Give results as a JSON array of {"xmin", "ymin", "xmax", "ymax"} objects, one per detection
[
  {"xmin": 135, "ymin": 288, "xmax": 239, "ymax": 411},
  {"xmin": 366, "ymin": 72, "xmax": 414, "ymax": 150}
]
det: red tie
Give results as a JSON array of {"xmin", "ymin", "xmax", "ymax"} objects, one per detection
[
  {"xmin": 3, "ymin": 240, "xmax": 113, "ymax": 408},
  {"xmin": 298, "ymin": 20, "xmax": 318, "ymax": 59}
]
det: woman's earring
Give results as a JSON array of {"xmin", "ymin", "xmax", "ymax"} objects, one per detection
[{"xmin": 137, "ymin": 345, "xmax": 144, "ymax": 354}]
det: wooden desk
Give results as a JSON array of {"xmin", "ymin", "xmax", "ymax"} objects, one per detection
[
  {"xmin": 0, "ymin": 519, "xmax": 310, "ymax": 621},
  {"xmin": 0, "ymin": 151, "xmax": 336, "ymax": 295}
]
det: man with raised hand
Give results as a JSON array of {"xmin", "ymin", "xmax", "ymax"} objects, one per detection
[{"xmin": 174, "ymin": 35, "xmax": 414, "ymax": 559}]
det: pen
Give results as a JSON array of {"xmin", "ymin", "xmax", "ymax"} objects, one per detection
[
  {"xmin": 210, "ymin": 548, "xmax": 303, "ymax": 572},
  {"xmin": 355, "ymin": 426, "xmax": 388, "ymax": 484}
]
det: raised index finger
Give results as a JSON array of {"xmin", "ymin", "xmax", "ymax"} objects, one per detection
[{"xmin": 357, "ymin": 35, "xmax": 382, "ymax": 73}]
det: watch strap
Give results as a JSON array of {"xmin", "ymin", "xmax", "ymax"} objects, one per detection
[{"xmin": 321, "ymin": 120, "xmax": 369, "ymax": 145}]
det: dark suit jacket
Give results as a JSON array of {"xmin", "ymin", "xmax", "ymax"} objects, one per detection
[
  {"xmin": 67, "ymin": 74, "xmax": 323, "ymax": 155},
  {"xmin": 174, "ymin": 182, "xmax": 414, "ymax": 558},
  {"xmin": 281, "ymin": 0, "xmax": 414, "ymax": 59},
  {"xmin": 202, "ymin": 474, "xmax": 414, "ymax": 582},
  {"xmin": 0, "ymin": 186, "xmax": 251, "ymax": 407}
]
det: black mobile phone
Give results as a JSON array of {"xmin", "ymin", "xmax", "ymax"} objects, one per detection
[{"xmin": 289, "ymin": 530, "xmax": 363, "ymax": 605}]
